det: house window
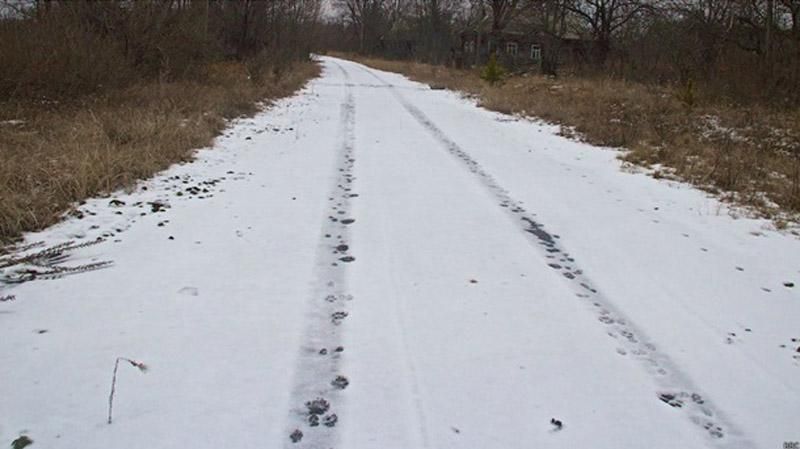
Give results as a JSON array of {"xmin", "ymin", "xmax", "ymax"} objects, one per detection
[
  {"xmin": 465, "ymin": 41, "xmax": 474, "ymax": 53},
  {"xmin": 506, "ymin": 42, "xmax": 518, "ymax": 56},
  {"xmin": 531, "ymin": 44, "xmax": 542, "ymax": 61}
]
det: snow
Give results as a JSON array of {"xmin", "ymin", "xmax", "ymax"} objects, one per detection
[{"xmin": 1, "ymin": 56, "xmax": 799, "ymax": 449}]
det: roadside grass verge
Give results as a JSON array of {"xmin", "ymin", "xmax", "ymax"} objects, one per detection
[
  {"xmin": 339, "ymin": 53, "xmax": 800, "ymax": 228},
  {"xmin": 0, "ymin": 61, "xmax": 320, "ymax": 245}
]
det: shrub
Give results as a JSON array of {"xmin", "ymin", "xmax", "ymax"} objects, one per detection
[{"xmin": 480, "ymin": 54, "xmax": 505, "ymax": 86}]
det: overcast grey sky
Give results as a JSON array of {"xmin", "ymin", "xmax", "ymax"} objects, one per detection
[{"xmin": 321, "ymin": 0, "xmax": 336, "ymax": 18}]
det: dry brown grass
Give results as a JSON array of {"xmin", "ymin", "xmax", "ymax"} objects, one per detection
[
  {"xmin": 0, "ymin": 61, "xmax": 319, "ymax": 244},
  {"xmin": 341, "ymin": 53, "xmax": 800, "ymax": 224}
]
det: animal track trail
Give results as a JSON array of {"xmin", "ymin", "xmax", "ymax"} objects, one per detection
[
  {"xmin": 357, "ymin": 64, "xmax": 753, "ymax": 448},
  {"xmin": 283, "ymin": 63, "xmax": 357, "ymax": 448}
]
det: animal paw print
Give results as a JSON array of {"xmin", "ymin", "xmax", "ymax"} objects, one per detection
[
  {"xmin": 658, "ymin": 391, "xmax": 705, "ymax": 409},
  {"xmin": 305, "ymin": 397, "xmax": 330, "ymax": 415},
  {"xmin": 331, "ymin": 375, "xmax": 349, "ymax": 390},
  {"xmin": 620, "ymin": 329, "xmax": 638, "ymax": 343},
  {"xmin": 658, "ymin": 392, "xmax": 684, "ymax": 408},
  {"xmin": 690, "ymin": 393, "xmax": 705, "ymax": 405},
  {"xmin": 702, "ymin": 421, "xmax": 724, "ymax": 439},
  {"xmin": 323, "ymin": 413, "xmax": 338, "ymax": 427},
  {"xmin": 331, "ymin": 311, "xmax": 348, "ymax": 325}
]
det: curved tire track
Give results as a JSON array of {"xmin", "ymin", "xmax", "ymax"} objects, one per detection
[{"xmin": 353, "ymin": 62, "xmax": 753, "ymax": 449}]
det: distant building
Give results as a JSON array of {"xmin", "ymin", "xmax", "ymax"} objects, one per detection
[{"xmin": 457, "ymin": 29, "xmax": 591, "ymax": 72}]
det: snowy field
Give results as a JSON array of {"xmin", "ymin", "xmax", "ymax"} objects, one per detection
[{"xmin": 1, "ymin": 56, "xmax": 798, "ymax": 449}]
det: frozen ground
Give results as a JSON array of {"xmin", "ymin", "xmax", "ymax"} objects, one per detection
[{"xmin": 1, "ymin": 56, "xmax": 798, "ymax": 449}]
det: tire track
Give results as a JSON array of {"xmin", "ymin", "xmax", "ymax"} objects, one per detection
[
  {"xmin": 325, "ymin": 61, "xmax": 434, "ymax": 449},
  {"xmin": 368, "ymin": 184, "xmax": 434, "ymax": 449},
  {"xmin": 353, "ymin": 61, "xmax": 753, "ymax": 448},
  {"xmin": 282, "ymin": 62, "xmax": 357, "ymax": 448}
]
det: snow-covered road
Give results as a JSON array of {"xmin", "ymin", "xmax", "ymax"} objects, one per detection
[{"xmin": 1, "ymin": 57, "xmax": 799, "ymax": 449}]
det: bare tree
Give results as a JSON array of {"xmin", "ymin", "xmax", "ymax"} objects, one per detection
[
  {"xmin": 0, "ymin": 0, "xmax": 323, "ymax": 98},
  {"xmin": 406, "ymin": 0, "xmax": 461, "ymax": 62},
  {"xmin": 335, "ymin": 0, "xmax": 387, "ymax": 52},
  {"xmin": 485, "ymin": 0, "xmax": 526, "ymax": 31},
  {"xmin": 784, "ymin": 0, "xmax": 800, "ymax": 98},
  {"xmin": 566, "ymin": 0, "xmax": 653, "ymax": 64}
]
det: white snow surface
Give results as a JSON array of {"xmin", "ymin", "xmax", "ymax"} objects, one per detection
[{"xmin": 1, "ymin": 57, "xmax": 799, "ymax": 449}]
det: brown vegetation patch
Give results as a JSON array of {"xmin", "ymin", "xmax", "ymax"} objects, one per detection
[{"xmin": 0, "ymin": 62, "xmax": 319, "ymax": 244}]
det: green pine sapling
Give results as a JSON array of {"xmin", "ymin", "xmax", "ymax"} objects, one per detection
[{"xmin": 480, "ymin": 53, "xmax": 506, "ymax": 86}]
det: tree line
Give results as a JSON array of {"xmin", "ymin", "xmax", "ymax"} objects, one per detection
[
  {"xmin": 0, "ymin": 0, "xmax": 323, "ymax": 99},
  {"xmin": 326, "ymin": 0, "xmax": 800, "ymax": 105}
]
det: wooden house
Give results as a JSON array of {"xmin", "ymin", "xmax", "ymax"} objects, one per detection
[{"xmin": 458, "ymin": 29, "xmax": 591, "ymax": 71}]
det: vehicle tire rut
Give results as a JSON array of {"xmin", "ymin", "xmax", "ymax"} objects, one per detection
[{"xmin": 354, "ymin": 62, "xmax": 753, "ymax": 449}]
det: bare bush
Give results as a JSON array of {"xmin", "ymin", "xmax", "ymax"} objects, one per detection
[
  {"xmin": 0, "ymin": 0, "xmax": 323, "ymax": 100},
  {"xmin": 0, "ymin": 0, "xmax": 324, "ymax": 244}
]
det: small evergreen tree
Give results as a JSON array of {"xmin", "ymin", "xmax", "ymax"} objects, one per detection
[{"xmin": 481, "ymin": 53, "xmax": 506, "ymax": 85}]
